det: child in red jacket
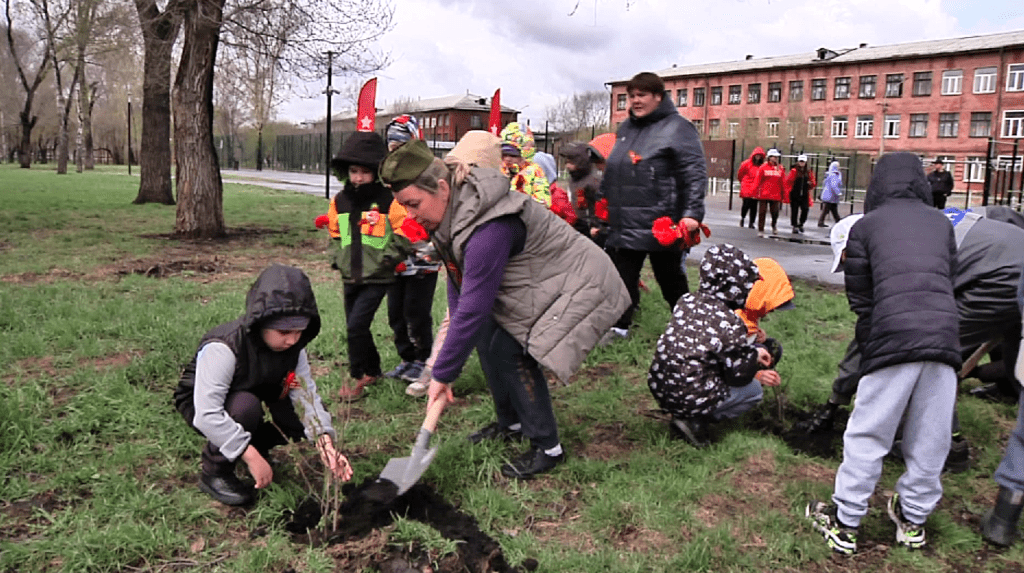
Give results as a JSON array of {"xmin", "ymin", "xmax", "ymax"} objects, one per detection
[{"xmin": 754, "ymin": 148, "xmax": 786, "ymax": 235}]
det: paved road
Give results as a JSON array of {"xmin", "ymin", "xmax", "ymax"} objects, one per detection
[{"xmin": 222, "ymin": 168, "xmax": 845, "ymax": 286}]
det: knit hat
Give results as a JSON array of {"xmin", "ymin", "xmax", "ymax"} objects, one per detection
[
  {"xmin": 379, "ymin": 139, "xmax": 435, "ymax": 191},
  {"xmin": 829, "ymin": 214, "xmax": 864, "ymax": 273},
  {"xmin": 501, "ymin": 143, "xmax": 521, "ymax": 157},
  {"xmin": 533, "ymin": 152, "xmax": 557, "ymax": 183},
  {"xmin": 264, "ymin": 314, "xmax": 310, "ymax": 331},
  {"xmin": 386, "ymin": 114, "xmax": 421, "ymax": 146},
  {"xmin": 499, "ymin": 122, "xmax": 536, "ymax": 161},
  {"xmin": 448, "ymin": 131, "xmax": 502, "ymax": 169},
  {"xmin": 330, "ymin": 131, "xmax": 387, "ymax": 178}
]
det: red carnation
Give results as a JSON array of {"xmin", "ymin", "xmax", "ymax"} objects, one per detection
[
  {"xmin": 279, "ymin": 371, "xmax": 300, "ymax": 399},
  {"xmin": 652, "ymin": 216, "xmax": 682, "ymax": 246},
  {"xmin": 395, "ymin": 262, "xmax": 408, "ymax": 273},
  {"xmin": 314, "ymin": 214, "xmax": 330, "ymax": 229},
  {"xmin": 401, "ymin": 217, "xmax": 429, "ymax": 243},
  {"xmin": 594, "ymin": 198, "xmax": 609, "ymax": 221}
]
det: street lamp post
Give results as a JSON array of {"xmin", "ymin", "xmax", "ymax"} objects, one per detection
[{"xmin": 323, "ymin": 51, "xmax": 338, "ymax": 200}]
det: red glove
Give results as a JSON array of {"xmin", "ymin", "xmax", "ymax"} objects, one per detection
[
  {"xmin": 680, "ymin": 223, "xmax": 712, "ymax": 249},
  {"xmin": 314, "ymin": 214, "xmax": 329, "ymax": 229},
  {"xmin": 401, "ymin": 217, "xmax": 429, "ymax": 243},
  {"xmin": 594, "ymin": 198, "xmax": 609, "ymax": 221}
]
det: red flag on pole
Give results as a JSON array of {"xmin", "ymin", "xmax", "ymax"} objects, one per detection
[
  {"xmin": 488, "ymin": 89, "xmax": 501, "ymax": 135},
  {"xmin": 356, "ymin": 78, "xmax": 377, "ymax": 132}
]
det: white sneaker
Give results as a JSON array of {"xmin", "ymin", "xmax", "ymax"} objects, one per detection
[{"xmin": 405, "ymin": 379, "xmax": 428, "ymax": 397}]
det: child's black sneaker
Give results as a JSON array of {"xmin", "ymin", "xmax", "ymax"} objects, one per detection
[
  {"xmin": 887, "ymin": 493, "xmax": 927, "ymax": 549},
  {"xmin": 805, "ymin": 500, "xmax": 858, "ymax": 555}
]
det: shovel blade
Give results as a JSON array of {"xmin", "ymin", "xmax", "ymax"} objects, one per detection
[{"xmin": 377, "ymin": 428, "xmax": 437, "ymax": 495}]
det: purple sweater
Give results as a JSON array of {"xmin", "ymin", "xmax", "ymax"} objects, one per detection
[{"xmin": 432, "ymin": 216, "xmax": 526, "ymax": 383}]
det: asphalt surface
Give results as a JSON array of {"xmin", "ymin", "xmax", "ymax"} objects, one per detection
[{"xmin": 222, "ymin": 167, "xmax": 845, "ymax": 286}]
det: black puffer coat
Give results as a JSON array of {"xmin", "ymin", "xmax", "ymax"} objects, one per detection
[
  {"xmin": 601, "ymin": 92, "xmax": 706, "ymax": 251},
  {"xmin": 845, "ymin": 152, "xmax": 961, "ymax": 377},
  {"xmin": 648, "ymin": 244, "xmax": 761, "ymax": 419}
]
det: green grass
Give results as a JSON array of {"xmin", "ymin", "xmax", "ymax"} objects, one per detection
[{"xmin": 1, "ymin": 162, "xmax": 1021, "ymax": 572}]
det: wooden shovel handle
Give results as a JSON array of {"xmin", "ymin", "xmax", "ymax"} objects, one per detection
[{"xmin": 422, "ymin": 395, "xmax": 447, "ymax": 434}]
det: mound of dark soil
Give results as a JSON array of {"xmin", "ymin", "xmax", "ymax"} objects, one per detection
[
  {"xmin": 745, "ymin": 404, "xmax": 849, "ymax": 460},
  {"xmin": 284, "ymin": 479, "xmax": 527, "ymax": 573}
]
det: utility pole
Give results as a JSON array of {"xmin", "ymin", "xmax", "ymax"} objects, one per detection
[{"xmin": 323, "ymin": 51, "xmax": 338, "ymax": 199}]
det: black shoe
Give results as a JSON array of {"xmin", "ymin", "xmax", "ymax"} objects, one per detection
[
  {"xmin": 982, "ymin": 486, "xmax": 1024, "ymax": 547},
  {"xmin": 669, "ymin": 417, "xmax": 711, "ymax": 448},
  {"xmin": 943, "ymin": 436, "xmax": 971, "ymax": 474},
  {"xmin": 500, "ymin": 446, "xmax": 564, "ymax": 479},
  {"xmin": 199, "ymin": 473, "xmax": 254, "ymax": 506},
  {"xmin": 793, "ymin": 402, "xmax": 839, "ymax": 434},
  {"xmin": 468, "ymin": 422, "xmax": 523, "ymax": 444}
]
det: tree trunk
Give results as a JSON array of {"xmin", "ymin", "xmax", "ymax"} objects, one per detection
[
  {"xmin": 172, "ymin": 0, "xmax": 225, "ymax": 238},
  {"xmin": 17, "ymin": 109, "xmax": 36, "ymax": 168},
  {"xmin": 55, "ymin": 89, "xmax": 70, "ymax": 174},
  {"xmin": 133, "ymin": 0, "xmax": 180, "ymax": 205},
  {"xmin": 256, "ymin": 126, "xmax": 263, "ymax": 171}
]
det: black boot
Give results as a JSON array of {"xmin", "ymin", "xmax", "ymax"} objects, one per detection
[
  {"xmin": 669, "ymin": 417, "xmax": 711, "ymax": 448},
  {"xmin": 199, "ymin": 472, "xmax": 255, "ymax": 506},
  {"xmin": 500, "ymin": 446, "xmax": 564, "ymax": 479},
  {"xmin": 982, "ymin": 486, "xmax": 1024, "ymax": 547},
  {"xmin": 794, "ymin": 401, "xmax": 839, "ymax": 434}
]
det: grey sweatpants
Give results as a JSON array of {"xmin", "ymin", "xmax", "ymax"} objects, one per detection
[
  {"xmin": 994, "ymin": 392, "xmax": 1024, "ymax": 492},
  {"xmin": 833, "ymin": 361, "xmax": 957, "ymax": 527}
]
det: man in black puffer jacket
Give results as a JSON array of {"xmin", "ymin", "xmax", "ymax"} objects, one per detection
[
  {"xmin": 600, "ymin": 72, "xmax": 706, "ymax": 340},
  {"xmin": 806, "ymin": 152, "xmax": 960, "ymax": 555}
]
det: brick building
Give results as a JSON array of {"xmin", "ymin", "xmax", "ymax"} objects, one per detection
[{"xmin": 608, "ymin": 30, "xmax": 1024, "ymax": 190}]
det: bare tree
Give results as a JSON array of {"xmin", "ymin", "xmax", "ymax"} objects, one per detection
[
  {"xmin": 38, "ymin": 0, "xmax": 81, "ymax": 175},
  {"xmin": 171, "ymin": 0, "xmax": 393, "ymax": 238},
  {"xmin": 544, "ymin": 90, "xmax": 608, "ymax": 137},
  {"xmin": 5, "ymin": 0, "xmax": 53, "ymax": 168}
]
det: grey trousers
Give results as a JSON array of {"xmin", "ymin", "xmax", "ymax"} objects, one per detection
[
  {"xmin": 711, "ymin": 378, "xmax": 764, "ymax": 421},
  {"xmin": 995, "ymin": 392, "xmax": 1024, "ymax": 492},
  {"xmin": 833, "ymin": 361, "xmax": 956, "ymax": 527}
]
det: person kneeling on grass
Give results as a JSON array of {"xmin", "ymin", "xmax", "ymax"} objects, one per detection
[
  {"xmin": 648, "ymin": 243, "xmax": 778, "ymax": 448},
  {"xmin": 173, "ymin": 264, "xmax": 353, "ymax": 506}
]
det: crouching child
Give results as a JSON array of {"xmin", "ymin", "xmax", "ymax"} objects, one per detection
[
  {"xmin": 805, "ymin": 152, "xmax": 961, "ymax": 555},
  {"xmin": 648, "ymin": 243, "xmax": 777, "ymax": 448},
  {"xmin": 174, "ymin": 264, "xmax": 353, "ymax": 506}
]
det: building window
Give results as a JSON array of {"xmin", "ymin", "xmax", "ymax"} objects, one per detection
[
  {"xmin": 787, "ymin": 119, "xmax": 800, "ymax": 137},
  {"xmin": 708, "ymin": 118, "xmax": 720, "ymax": 137},
  {"xmin": 964, "ymin": 157, "xmax": 985, "ymax": 183},
  {"xmin": 884, "ymin": 114, "xmax": 900, "ymax": 138},
  {"xmin": 811, "ymin": 78, "xmax": 827, "ymax": 101},
  {"xmin": 1003, "ymin": 110, "xmax": 1024, "ymax": 138},
  {"xmin": 676, "ymin": 89, "xmax": 687, "ymax": 107},
  {"xmin": 808, "ymin": 116, "xmax": 824, "ymax": 137},
  {"xmin": 766, "ymin": 118, "xmax": 780, "ymax": 138},
  {"xmin": 974, "ymin": 67, "xmax": 997, "ymax": 93},
  {"xmin": 859, "ymin": 75, "xmax": 876, "ymax": 98},
  {"xmin": 727, "ymin": 120, "xmax": 739, "ymax": 138},
  {"xmin": 789, "ymin": 80, "xmax": 803, "ymax": 102},
  {"xmin": 469, "ymin": 115, "xmax": 482, "ymax": 129},
  {"xmin": 748, "ymin": 83, "xmax": 761, "ymax": 104},
  {"xmin": 692, "ymin": 119, "xmax": 704, "ymax": 134},
  {"xmin": 768, "ymin": 82, "xmax": 782, "ymax": 103},
  {"xmin": 616, "ymin": 94, "xmax": 626, "ymax": 110},
  {"xmin": 728, "ymin": 85, "xmax": 742, "ymax": 104},
  {"xmin": 969, "ymin": 112, "xmax": 992, "ymax": 138},
  {"xmin": 834, "ymin": 77, "xmax": 851, "ymax": 99},
  {"xmin": 1008, "ymin": 64, "xmax": 1024, "ymax": 91},
  {"xmin": 885, "ymin": 73, "xmax": 904, "ymax": 97},
  {"xmin": 909, "ymin": 113, "xmax": 928, "ymax": 137},
  {"xmin": 855, "ymin": 115, "xmax": 874, "ymax": 138},
  {"xmin": 693, "ymin": 88, "xmax": 706, "ymax": 107},
  {"xmin": 831, "ymin": 116, "xmax": 848, "ymax": 138},
  {"xmin": 997, "ymin": 156, "xmax": 1024, "ymax": 172},
  {"xmin": 912, "ymin": 71, "xmax": 932, "ymax": 96},
  {"xmin": 938, "ymin": 113, "xmax": 959, "ymax": 138},
  {"xmin": 941, "ymin": 70, "xmax": 963, "ymax": 95},
  {"xmin": 711, "ymin": 86, "xmax": 723, "ymax": 105}
]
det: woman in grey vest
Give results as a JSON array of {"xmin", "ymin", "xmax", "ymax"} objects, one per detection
[{"xmin": 380, "ymin": 134, "xmax": 630, "ymax": 479}]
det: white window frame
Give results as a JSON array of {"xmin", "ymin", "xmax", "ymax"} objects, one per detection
[
  {"xmin": 766, "ymin": 118, "xmax": 780, "ymax": 138},
  {"xmin": 963, "ymin": 156, "xmax": 985, "ymax": 183},
  {"xmin": 831, "ymin": 116, "xmax": 848, "ymax": 138},
  {"xmin": 941, "ymin": 70, "xmax": 963, "ymax": 95},
  {"xmin": 909, "ymin": 113, "xmax": 928, "ymax": 138},
  {"xmin": 708, "ymin": 118, "xmax": 720, "ymax": 137},
  {"xmin": 1003, "ymin": 110, "xmax": 1024, "ymax": 138},
  {"xmin": 728, "ymin": 85, "xmax": 742, "ymax": 105},
  {"xmin": 997, "ymin": 155, "xmax": 1024, "ymax": 172},
  {"xmin": 973, "ymin": 67, "xmax": 997, "ymax": 94},
  {"xmin": 727, "ymin": 120, "xmax": 739, "ymax": 138},
  {"xmin": 808, "ymin": 116, "xmax": 824, "ymax": 138},
  {"xmin": 855, "ymin": 115, "xmax": 873, "ymax": 138},
  {"xmin": 938, "ymin": 113, "xmax": 959, "ymax": 138},
  {"xmin": 884, "ymin": 114, "xmax": 900, "ymax": 138},
  {"xmin": 616, "ymin": 94, "xmax": 626, "ymax": 110},
  {"xmin": 1007, "ymin": 64, "xmax": 1024, "ymax": 92}
]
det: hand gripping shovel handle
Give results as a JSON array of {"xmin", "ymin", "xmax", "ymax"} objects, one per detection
[{"xmin": 422, "ymin": 395, "xmax": 447, "ymax": 434}]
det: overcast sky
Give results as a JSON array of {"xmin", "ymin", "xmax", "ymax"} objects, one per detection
[{"xmin": 277, "ymin": 0, "xmax": 1024, "ymax": 127}]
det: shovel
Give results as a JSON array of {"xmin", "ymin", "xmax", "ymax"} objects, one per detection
[{"xmin": 376, "ymin": 397, "xmax": 447, "ymax": 495}]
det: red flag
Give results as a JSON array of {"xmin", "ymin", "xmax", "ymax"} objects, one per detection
[
  {"xmin": 488, "ymin": 88, "xmax": 501, "ymax": 135},
  {"xmin": 356, "ymin": 78, "xmax": 377, "ymax": 132}
]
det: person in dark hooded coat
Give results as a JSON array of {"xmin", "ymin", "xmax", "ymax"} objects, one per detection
[
  {"xmin": 559, "ymin": 141, "xmax": 607, "ymax": 245},
  {"xmin": 647, "ymin": 244, "xmax": 775, "ymax": 447},
  {"xmin": 174, "ymin": 264, "xmax": 353, "ymax": 506},
  {"xmin": 805, "ymin": 152, "xmax": 960, "ymax": 555}
]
